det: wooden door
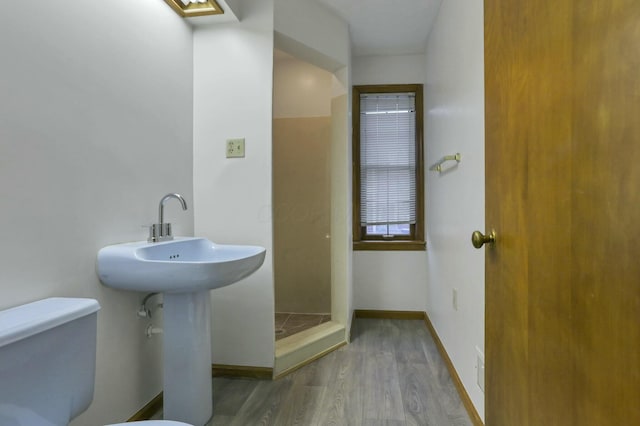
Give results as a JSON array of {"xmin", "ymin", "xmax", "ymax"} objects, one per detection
[{"xmin": 484, "ymin": 1, "xmax": 640, "ymax": 425}]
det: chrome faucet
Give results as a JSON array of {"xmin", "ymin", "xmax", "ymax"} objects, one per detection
[{"xmin": 148, "ymin": 193, "xmax": 188, "ymax": 242}]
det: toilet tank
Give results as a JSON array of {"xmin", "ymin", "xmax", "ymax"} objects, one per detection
[{"xmin": 0, "ymin": 298, "xmax": 100, "ymax": 426}]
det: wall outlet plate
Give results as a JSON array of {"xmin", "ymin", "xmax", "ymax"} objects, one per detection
[
  {"xmin": 452, "ymin": 288, "xmax": 458, "ymax": 311},
  {"xmin": 226, "ymin": 138, "xmax": 245, "ymax": 158},
  {"xmin": 476, "ymin": 346, "xmax": 485, "ymax": 392}
]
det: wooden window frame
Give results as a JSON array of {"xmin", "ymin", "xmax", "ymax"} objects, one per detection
[{"xmin": 352, "ymin": 84, "xmax": 425, "ymax": 251}]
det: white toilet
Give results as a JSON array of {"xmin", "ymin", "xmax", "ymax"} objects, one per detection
[{"xmin": 0, "ymin": 298, "xmax": 193, "ymax": 426}]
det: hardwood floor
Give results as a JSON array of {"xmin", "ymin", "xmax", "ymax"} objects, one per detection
[{"xmin": 208, "ymin": 318, "xmax": 473, "ymax": 426}]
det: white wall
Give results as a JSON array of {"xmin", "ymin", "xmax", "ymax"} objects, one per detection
[
  {"xmin": 352, "ymin": 54, "xmax": 427, "ymax": 86},
  {"xmin": 193, "ymin": 0, "xmax": 276, "ymax": 367},
  {"xmin": 351, "ymin": 54, "xmax": 429, "ymax": 311},
  {"xmin": 0, "ymin": 1, "xmax": 194, "ymax": 425},
  {"xmin": 329, "ymin": 66, "xmax": 353, "ymax": 330},
  {"xmin": 193, "ymin": 0, "xmax": 351, "ymax": 369},
  {"xmin": 275, "ymin": 0, "xmax": 349, "ymax": 72},
  {"xmin": 424, "ymin": 0, "xmax": 485, "ymax": 420}
]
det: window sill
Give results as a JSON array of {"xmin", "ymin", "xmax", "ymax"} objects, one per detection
[{"xmin": 353, "ymin": 240, "xmax": 426, "ymax": 251}]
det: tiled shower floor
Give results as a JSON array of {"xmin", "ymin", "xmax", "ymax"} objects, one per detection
[{"xmin": 274, "ymin": 312, "xmax": 331, "ymax": 340}]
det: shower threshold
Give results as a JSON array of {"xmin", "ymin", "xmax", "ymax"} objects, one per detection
[{"xmin": 274, "ymin": 312, "xmax": 331, "ymax": 341}]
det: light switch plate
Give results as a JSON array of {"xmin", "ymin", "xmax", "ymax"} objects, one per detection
[{"xmin": 226, "ymin": 138, "xmax": 245, "ymax": 158}]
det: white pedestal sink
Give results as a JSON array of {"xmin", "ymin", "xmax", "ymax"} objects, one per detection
[{"xmin": 97, "ymin": 237, "xmax": 265, "ymax": 425}]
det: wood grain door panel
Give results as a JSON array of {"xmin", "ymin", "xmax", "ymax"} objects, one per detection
[
  {"xmin": 571, "ymin": 2, "xmax": 640, "ymax": 424},
  {"xmin": 484, "ymin": 0, "xmax": 640, "ymax": 424}
]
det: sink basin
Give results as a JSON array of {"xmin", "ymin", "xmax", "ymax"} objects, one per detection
[
  {"xmin": 97, "ymin": 237, "xmax": 266, "ymax": 293},
  {"xmin": 97, "ymin": 236, "xmax": 265, "ymax": 424}
]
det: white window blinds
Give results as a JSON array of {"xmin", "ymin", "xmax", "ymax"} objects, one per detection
[{"xmin": 359, "ymin": 92, "xmax": 417, "ymax": 229}]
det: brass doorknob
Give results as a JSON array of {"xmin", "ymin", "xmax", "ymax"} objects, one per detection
[{"xmin": 472, "ymin": 230, "xmax": 496, "ymax": 249}]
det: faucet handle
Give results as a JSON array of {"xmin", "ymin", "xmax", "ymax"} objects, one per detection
[{"xmin": 148, "ymin": 223, "xmax": 173, "ymax": 243}]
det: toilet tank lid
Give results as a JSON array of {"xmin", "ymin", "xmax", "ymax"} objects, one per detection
[{"xmin": 0, "ymin": 298, "xmax": 100, "ymax": 348}]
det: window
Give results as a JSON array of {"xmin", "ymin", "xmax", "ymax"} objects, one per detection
[{"xmin": 352, "ymin": 84, "xmax": 425, "ymax": 251}]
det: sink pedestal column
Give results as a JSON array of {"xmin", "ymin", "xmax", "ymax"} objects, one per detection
[{"xmin": 163, "ymin": 291, "xmax": 212, "ymax": 426}]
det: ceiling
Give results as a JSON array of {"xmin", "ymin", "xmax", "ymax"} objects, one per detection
[{"xmin": 315, "ymin": 0, "xmax": 443, "ymax": 57}]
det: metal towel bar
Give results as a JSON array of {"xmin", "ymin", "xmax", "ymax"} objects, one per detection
[{"xmin": 429, "ymin": 153, "xmax": 461, "ymax": 172}]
